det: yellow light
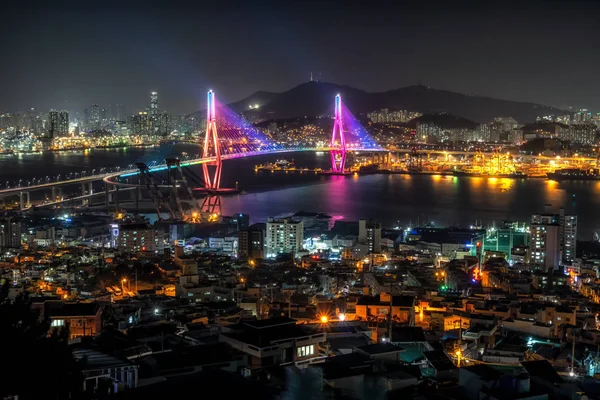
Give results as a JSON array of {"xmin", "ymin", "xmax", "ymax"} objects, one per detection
[
  {"xmin": 455, "ymin": 350, "xmax": 461, "ymax": 356},
  {"xmin": 122, "ymin": 278, "xmax": 127, "ymax": 283},
  {"xmin": 320, "ymin": 315, "xmax": 329, "ymax": 323},
  {"xmin": 63, "ymin": 294, "xmax": 68, "ymax": 299}
]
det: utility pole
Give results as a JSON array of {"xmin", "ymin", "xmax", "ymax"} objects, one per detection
[
  {"xmin": 388, "ymin": 280, "xmax": 393, "ymax": 342},
  {"xmin": 135, "ymin": 266, "xmax": 138, "ymax": 295}
]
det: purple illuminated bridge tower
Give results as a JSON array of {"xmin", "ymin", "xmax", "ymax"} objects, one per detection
[{"xmin": 330, "ymin": 94, "xmax": 346, "ymax": 173}]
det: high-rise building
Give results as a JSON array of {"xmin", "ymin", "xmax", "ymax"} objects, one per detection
[
  {"xmin": 150, "ymin": 92, "xmax": 158, "ymax": 116},
  {"xmin": 0, "ymin": 217, "xmax": 22, "ymax": 249},
  {"xmin": 358, "ymin": 219, "xmax": 382, "ymax": 253},
  {"xmin": 47, "ymin": 110, "xmax": 59, "ymax": 138},
  {"xmin": 83, "ymin": 108, "xmax": 90, "ymax": 130},
  {"xmin": 117, "ymin": 222, "xmax": 165, "ymax": 253},
  {"xmin": 529, "ymin": 205, "xmax": 577, "ymax": 270},
  {"xmin": 47, "ymin": 110, "xmax": 68, "ymax": 138},
  {"xmin": 559, "ymin": 208, "xmax": 577, "ymax": 263},
  {"xmin": 238, "ymin": 226, "xmax": 264, "ymax": 259},
  {"xmin": 116, "ymin": 104, "xmax": 126, "ymax": 121},
  {"xmin": 90, "ymin": 104, "xmax": 99, "ymax": 129},
  {"xmin": 100, "ymin": 108, "xmax": 108, "ymax": 126},
  {"xmin": 58, "ymin": 111, "xmax": 69, "ymax": 136},
  {"xmin": 529, "ymin": 213, "xmax": 560, "ymax": 271},
  {"xmin": 266, "ymin": 218, "xmax": 303, "ymax": 257}
]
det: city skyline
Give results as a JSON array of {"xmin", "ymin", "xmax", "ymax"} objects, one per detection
[{"xmin": 3, "ymin": 1, "xmax": 600, "ymax": 114}]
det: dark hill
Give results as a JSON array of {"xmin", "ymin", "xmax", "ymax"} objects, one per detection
[
  {"xmin": 405, "ymin": 113, "xmax": 478, "ymax": 130},
  {"xmin": 192, "ymin": 81, "xmax": 568, "ymax": 124}
]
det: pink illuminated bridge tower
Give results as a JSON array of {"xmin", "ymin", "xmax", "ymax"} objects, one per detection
[
  {"xmin": 202, "ymin": 90, "xmax": 222, "ymax": 191},
  {"xmin": 199, "ymin": 90, "xmax": 223, "ymax": 216},
  {"xmin": 330, "ymin": 94, "xmax": 346, "ymax": 173}
]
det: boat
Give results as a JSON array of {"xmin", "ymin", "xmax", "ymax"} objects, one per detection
[
  {"xmin": 0, "ymin": 149, "xmax": 14, "ymax": 156},
  {"xmin": 275, "ymin": 159, "xmax": 294, "ymax": 168},
  {"xmin": 452, "ymin": 170, "xmax": 528, "ymax": 179},
  {"xmin": 547, "ymin": 168, "xmax": 600, "ymax": 181}
]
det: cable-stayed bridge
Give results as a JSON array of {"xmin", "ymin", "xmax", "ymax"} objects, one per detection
[{"xmin": 0, "ymin": 92, "xmax": 384, "ymax": 221}]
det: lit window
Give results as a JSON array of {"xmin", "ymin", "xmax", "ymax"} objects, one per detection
[
  {"xmin": 296, "ymin": 344, "xmax": 315, "ymax": 358},
  {"xmin": 51, "ymin": 319, "xmax": 65, "ymax": 327}
]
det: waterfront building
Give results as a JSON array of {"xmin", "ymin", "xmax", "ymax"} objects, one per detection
[{"xmin": 266, "ymin": 218, "xmax": 304, "ymax": 257}]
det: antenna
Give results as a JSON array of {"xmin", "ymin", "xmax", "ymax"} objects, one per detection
[{"xmin": 310, "ymin": 72, "xmax": 313, "ymax": 82}]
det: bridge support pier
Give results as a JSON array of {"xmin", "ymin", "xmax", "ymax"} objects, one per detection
[
  {"xmin": 104, "ymin": 183, "xmax": 110, "ymax": 214},
  {"xmin": 19, "ymin": 191, "xmax": 30, "ymax": 210},
  {"xmin": 114, "ymin": 185, "xmax": 120, "ymax": 211},
  {"xmin": 51, "ymin": 187, "xmax": 62, "ymax": 202}
]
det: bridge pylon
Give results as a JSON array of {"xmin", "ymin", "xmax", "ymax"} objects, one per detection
[
  {"xmin": 330, "ymin": 94, "xmax": 346, "ymax": 173},
  {"xmin": 202, "ymin": 90, "xmax": 222, "ymax": 191}
]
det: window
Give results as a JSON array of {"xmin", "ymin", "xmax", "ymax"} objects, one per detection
[
  {"xmin": 51, "ymin": 319, "xmax": 65, "ymax": 327},
  {"xmin": 297, "ymin": 345, "xmax": 315, "ymax": 358}
]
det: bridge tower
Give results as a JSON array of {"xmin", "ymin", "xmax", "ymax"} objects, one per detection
[
  {"xmin": 202, "ymin": 90, "xmax": 222, "ymax": 191},
  {"xmin": 200, "ymin": 90, "xmax": 223, "ymax": 217},
  {"xmin": 330, "ymin": 94, "xmax": 346, "ymax": 173}
]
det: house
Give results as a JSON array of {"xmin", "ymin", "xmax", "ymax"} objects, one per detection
[
  {"xmin": 72, "ymin": 347, "xmax": 138, "ymax": 396},
  {"xmin": 355, "ymin": 293, "xmax": 415, "ymax": 325},
  {"xmin": 47, "ymin": 302, "xmax": 103, "ymax": 339},
  {"xmin": 460, "ymin": 364, "xmax": 548, "ymax": 400},
  {"xmin": 219, "ymin": 317, "xmax": 326, "ymax": 368}
]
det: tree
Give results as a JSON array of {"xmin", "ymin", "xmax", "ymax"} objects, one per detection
[{"xmin": 0, "ymin": 281, "xmax": 83, "ymax": 400}]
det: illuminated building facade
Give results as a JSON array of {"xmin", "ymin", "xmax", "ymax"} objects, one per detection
[
  {"xmin": 0, "ymin": 217, "xmax": 22, "ymax": 249},
  {"xmin": 266, "ymin": 218, "xmax": 303, "ymax": 257},
  {"xmin": 358, "ymin": 219, "xmax": 381, "ymax": 253},
  {"xmin": 117, "ymin": 223, "xmax": 164, "ymax": 253}
]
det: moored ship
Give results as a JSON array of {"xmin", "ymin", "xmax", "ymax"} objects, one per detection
[
  {"xmin": 452, "ymin": 170, "xmax": 528, "ymax": 178},
  {"xmin": 547, "ymin": 168, "xmax": 600, "ymax": 181}
]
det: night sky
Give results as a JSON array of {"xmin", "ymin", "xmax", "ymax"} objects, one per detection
[{"xmin": 2, "ymin": 0, "xmax": 599, "ymax": 115}]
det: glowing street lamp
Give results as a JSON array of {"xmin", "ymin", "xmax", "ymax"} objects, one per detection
[{"xmin": 320, "ymin": 315, "xmax": 329, "ymax": 323}]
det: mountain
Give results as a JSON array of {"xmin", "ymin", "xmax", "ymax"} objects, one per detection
[
  {"xmin": 227, "ymin": 90, "xmax": 279, "ymax": 114},
  {"xmin": 194, "ymin": 81, "xmax": 568, "ymax": 124},
  {"xmin": 405, "ymin": 113, "xmax": 478, "ymax": 130}
]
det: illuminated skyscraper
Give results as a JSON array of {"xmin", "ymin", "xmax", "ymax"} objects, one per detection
[
  {"xmin": 150, "ymin": 91, "xmax": 158, "ymax": 116},
  {"xmin": 83, "ymin": 108, "xmax": 90, "ymax": 130},
  {"xmin": 358, "ymin": 219, "xmax": 381, "ymax": 253},
  {"xmin": 559, "ymin": 208, "xmax": 577, "ymax": 263},
  {"xmin": 58, "ymin": 111, "xmax": 69, "ymax": 136},
  {"xmin": 90, "ymin": 104, "xmax": 99, "ymax": 129},
  {"xmin": 47, "ymin": 110, "xmax": 59, "ymax": 138},
  {"xmin": 47, "ymin": 110, "xmax": 68, "ymax": 138},
  {"xmin": 529, "ymin": 205, "xmax": 577, "ymax": 270}
]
